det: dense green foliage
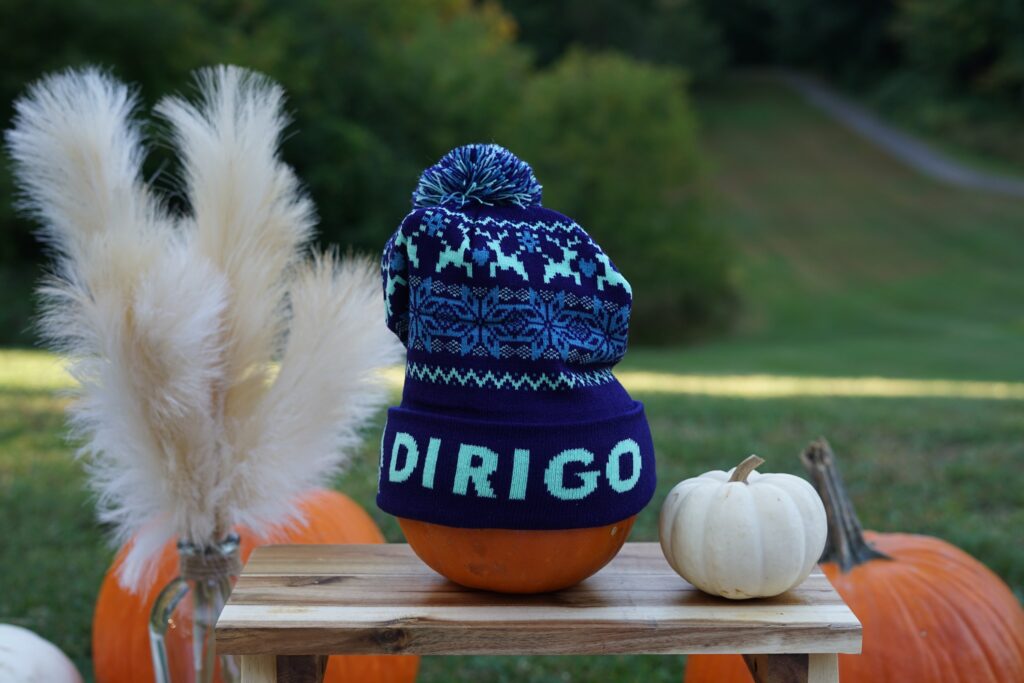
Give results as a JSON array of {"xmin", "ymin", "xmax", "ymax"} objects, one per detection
[
  {"xmin": 3, "ymin": 0, "xmax": 1018, "ymax": 346},
  {"xmin": 700, "ymin": 0, "xmax": 894, "ymax": 85},
  {"xmin": 0, "ymin": 0, "xmax": 735, "ymax": 345},
  {"xmin": 700, "ymin": 0, "xmax": 1024, "ymax": 164},
  {"xmin": 874, "ymin": 0, "xmax": 1024, "ymax": 163},
  {"xmin": 3, "ymin": 0, "xmax": 1017, "ymax": 347},
  {"xmin": 704, "ymin": 0, "xmax": 1024, "ymax": 103},
  {"xmin": 500, "ymin": 0, "xmax": 728, "ymax": 83},
  {"xmin": 892, "ymin": 0, "xmax": 1024, "ymax": 100},
  {"xmin": 0, "ymin": 0, "xmax": 531, "ymax": 259},
  {"xmin": 507, "ymin": 51, "xmax": 735, "ymax": 342},
  {"xmin": 503, "ymin": 0, "xmax": 1024, "ymax": 165}
]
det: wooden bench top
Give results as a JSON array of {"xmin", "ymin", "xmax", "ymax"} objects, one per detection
[{"xmin": 215, "ymin": 542, "xmax": 862, "ymax": 657}]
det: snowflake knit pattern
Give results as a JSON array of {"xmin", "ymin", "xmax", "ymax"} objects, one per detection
[{"xmin": 377, "ymin": 144, "xmax": 656, "ymax": 530}]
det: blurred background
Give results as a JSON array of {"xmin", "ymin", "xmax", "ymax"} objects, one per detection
[{"xmin": 1, "ymin": 1, "xmax": 1022, "ymax": 681}]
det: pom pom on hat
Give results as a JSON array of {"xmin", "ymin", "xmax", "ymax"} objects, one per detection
[{"xmin": 413, "ymin": 143, "xmax": 542, "ymax": 209}]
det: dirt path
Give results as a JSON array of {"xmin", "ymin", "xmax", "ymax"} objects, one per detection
[{"xmin": 777, "ymin": 71, "xmax": 1024, "ymax": 198}]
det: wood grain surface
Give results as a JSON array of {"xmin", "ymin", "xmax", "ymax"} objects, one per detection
[{"xmin": 216, "ymin": 543, "xmax": 861, "ymax": 657}]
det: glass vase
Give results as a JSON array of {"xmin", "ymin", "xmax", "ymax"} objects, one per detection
[{"xmin": 149, "ymin": 534, "xmax": 242, "ymax": 683}]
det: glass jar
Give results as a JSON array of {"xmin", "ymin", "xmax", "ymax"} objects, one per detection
[{"xmin": 149, "ymin": 534, "xmax": 242, "ymax": 683}]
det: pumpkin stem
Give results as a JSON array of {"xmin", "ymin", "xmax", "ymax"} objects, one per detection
[
  {"xmin": 801, "ymin": 438, "xmax": 890, "ymax": 572},
  {"xmin": 728, "ymin": 454, "xmax": 765, "ymax": 483}
]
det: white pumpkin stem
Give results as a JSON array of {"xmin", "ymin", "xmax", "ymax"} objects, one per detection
[
  {"xmin": 801, "ymin": 438, "xmax": 891, "ymax": 572},
  {"xmin": 728, "ymin": 454, "xmax": 765, "ymax": 483}
]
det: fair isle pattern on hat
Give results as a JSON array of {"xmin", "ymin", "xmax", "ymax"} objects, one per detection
[
  {"xmin": 384, "ymin": 205, "xmax": 632, "ymax": 377},
  {"xmin": 378, "ymin": 144, "xmax": 656, "ymax": 531}
]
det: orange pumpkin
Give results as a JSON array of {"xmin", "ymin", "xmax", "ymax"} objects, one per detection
[
  {"xmin": 399, "ymin": 515, "xmax": 636, "ymax": 593},
  {"xmin": 93, "ymin": 489, "xmax": 420, "ymax": 683},
  {"xmin": 684, "ymin": 440, "xmax": 1024, "ymax": 683}
]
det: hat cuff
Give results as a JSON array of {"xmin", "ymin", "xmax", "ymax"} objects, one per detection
[{"xmin": 377, "ymin": 401, "xmax": 656, "ymax": 530}]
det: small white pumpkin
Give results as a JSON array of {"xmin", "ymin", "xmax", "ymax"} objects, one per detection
[
  {"xmin": 659, "ymin": 455, "xmax": 827, "ymax": 599},
  {"xmin": 0, "ymin": 624, "xmax": 83, "ymax": 683}
]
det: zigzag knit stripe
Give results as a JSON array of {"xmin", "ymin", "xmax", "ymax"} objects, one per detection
[
  {"xmin": 405, "ymin": 361, "xmax": 616, "ymax": 391},
  {"xmin": 425, "ymin": 205, "xmax": 581, "ymax": 232}
]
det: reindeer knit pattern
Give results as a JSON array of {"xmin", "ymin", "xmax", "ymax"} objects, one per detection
[{"xmin": 378, "ymin": 144, "xmax": 656, "ymax": 530}]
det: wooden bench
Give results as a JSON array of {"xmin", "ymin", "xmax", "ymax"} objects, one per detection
[{"xmin": 215, "ymin": 542, "xmax": 862, "ymax": 683}]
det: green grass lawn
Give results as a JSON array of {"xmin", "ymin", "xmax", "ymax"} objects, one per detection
[
  {"xmin": 3, "ymin": 352, "xmax": 1022, "ymax": 682},
  {"xmin": 3, "ymin": 77, "xmax": 1024, "ymax": 681}
]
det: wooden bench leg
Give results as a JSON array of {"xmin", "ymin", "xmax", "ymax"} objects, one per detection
[
  {"xmin": 242, "ymin": 655, "xmax": 278, "ymax": 683},
  {"xmin": 808, "ymin": 654, "xmax": 839, "ymax": 683},
  {"xmin": 743, "ymin": 653, "xmax": 839, "ymax": 683},
  {"xmin": 241, "ymin": 654, "xmax": 327, "ymax": 683}
]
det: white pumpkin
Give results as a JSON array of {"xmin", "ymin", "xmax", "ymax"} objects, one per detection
[
  {"xmin": 0, "ymin": 624, "xmax": 83, "ymax": 683},
  {"xmin": 659, "ymin": 455, "xmax": 827, "ymax": 599}
]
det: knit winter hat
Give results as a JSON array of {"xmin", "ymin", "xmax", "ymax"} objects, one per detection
[{"xmin": 378, "ymin": 144, "xmax": 656, "ymax": 530}]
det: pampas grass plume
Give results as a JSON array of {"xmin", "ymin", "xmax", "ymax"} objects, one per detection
[{"xmin": 6, "ymin": 66, "xmax": 400, "ymax": 591}]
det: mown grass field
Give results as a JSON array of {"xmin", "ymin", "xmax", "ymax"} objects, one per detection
[
  {"xmin": 3, "ymin": 77, "xmax": 1024, "ymax": 681},
  {"xmin": 634, "ymin": 78, "xmax": 1024, "ymax": 382}
]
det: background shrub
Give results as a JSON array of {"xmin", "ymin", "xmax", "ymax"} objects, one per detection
[{"xmin": 504, "ymin": 51, "xmax": 736, "ymax": 343}]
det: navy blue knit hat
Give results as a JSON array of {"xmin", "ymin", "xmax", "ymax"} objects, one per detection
[{"xmin": 378, "ymin": 143, "xmax": 655, "ymax": 530}]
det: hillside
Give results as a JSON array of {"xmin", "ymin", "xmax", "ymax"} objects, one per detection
[{"xmin": 627, "ymin": 76, "xmax": 1024, "ymax": 382}]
